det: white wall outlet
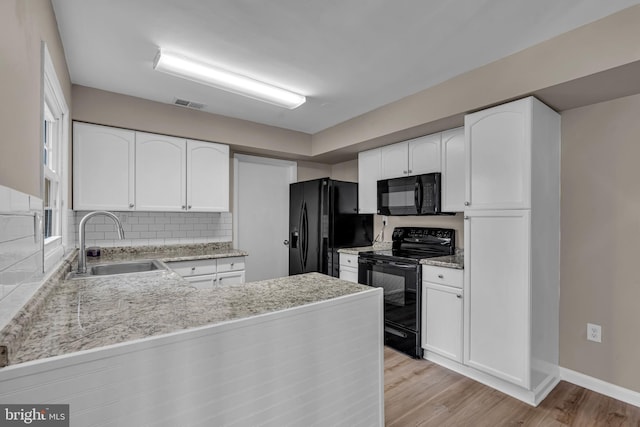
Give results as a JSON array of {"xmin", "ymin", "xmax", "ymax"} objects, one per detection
[
  {"xmin": 382, "ymin": 215, "xmax": 388, "ymax": 226},
  {"xmin": 587, "ymin": 323, "xmax": 602, "ymax": 343}
]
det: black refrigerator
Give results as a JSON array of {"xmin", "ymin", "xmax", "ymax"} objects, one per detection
[{"xmin": 289, "ymin": 178, "xmax": 374, "ymax": 277}]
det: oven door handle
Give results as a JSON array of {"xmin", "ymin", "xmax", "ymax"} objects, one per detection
[
  {"xmin": 358, "ymin": 258, "xmax": 416, "ymax": 270},
  {"xmin": 388, "ymin": 261, "xmax": 417, "ymax": 269}
]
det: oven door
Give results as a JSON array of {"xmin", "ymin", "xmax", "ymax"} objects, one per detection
[{"xmin": 358, "ymin": 257, "xmax": 420, "ymax": 331}]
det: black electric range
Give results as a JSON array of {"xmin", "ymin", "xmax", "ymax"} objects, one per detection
[{"xmin": 358, "ymin": 227, "xmax": 456, "ymax": 358}]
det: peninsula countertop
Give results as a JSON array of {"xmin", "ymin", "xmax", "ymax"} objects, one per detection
[{"xmin": 10, "ymin": 271, "xmax": 374, "ymax": 366}]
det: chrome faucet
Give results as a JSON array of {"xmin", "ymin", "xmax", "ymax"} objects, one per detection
[{"xmin": 77, "ymin": 211, "xmax": 125, "ymax": 274}]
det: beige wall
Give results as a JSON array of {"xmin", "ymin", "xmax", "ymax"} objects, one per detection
[
  {"xmin": 0, "ymin": 0, "xmax": 71, "ymax": 197},
  {"xmin": 561, "ymin": 93, "xmax": 640, "ymax": 392},
  {"xmin": 312, "ymin": 5, "xmax": 640, "ymax": 158},
  {"xmin": 73, "ymin": 85, "xmax": 312, "ymax": 159},
  {"xmin": 330, "ymin": 159, "xmax": 358, "ymax": 182}
]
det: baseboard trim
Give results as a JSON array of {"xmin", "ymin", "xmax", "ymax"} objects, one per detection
[{"xmin": 559, "ymin": 367, "xmax": 640, "ymax": 408}]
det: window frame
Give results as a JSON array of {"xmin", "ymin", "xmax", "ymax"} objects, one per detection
[{"xmin": 42, "ymin": 43, "xmax": 70, "ymax": 271}]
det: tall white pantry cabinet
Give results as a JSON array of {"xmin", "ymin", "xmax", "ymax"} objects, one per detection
[{"xmin": 463, "ymin": 97, "xmax": 560, "ymax": 404}]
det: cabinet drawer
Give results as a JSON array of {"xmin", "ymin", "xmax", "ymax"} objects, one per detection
[
  {"xmin": 216, "ymin": 256, "xmax": 245, "ymax": 272},
  {"xmin": 167, "ymin": 259, "xmax": 217, "ymax": 277},
  {"xmin": 340, "ymin": 253, "xmax": 359, "ymax": 267},
  {"xmin": 422, "ymin": 265, "xmax": 463, "ymax": 288}
]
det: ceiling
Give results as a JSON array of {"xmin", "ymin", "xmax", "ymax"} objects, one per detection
[{"xmin": 52, "ymin": 0, "xmax": 640, "ymax": 134}]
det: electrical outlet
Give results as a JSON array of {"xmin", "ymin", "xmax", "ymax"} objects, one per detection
[
  {"xmin": 382, "ymin": 215, "xmax": 388, "ymax": 226},
  {"xmin": 587, "ymin": 323, "xmax": 602, "ymax": 343}
]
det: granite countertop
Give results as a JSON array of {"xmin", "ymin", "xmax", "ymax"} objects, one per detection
[
  {"xmin": 84, "ymin": 242, "xmax": 248, "ymax": 265},
  {"xmin": 420, "ymin": 253, "xmax": 464, "ymax": 269},
  {"xmin": 8, "ymin": 271, "xmax": 372, "ymax": 366},
  {"xmin": 337, "ymin": 242, "xmax": 392, "ymax": 255}
]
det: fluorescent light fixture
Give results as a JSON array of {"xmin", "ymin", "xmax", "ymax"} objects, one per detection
[{"xmin": 153, "ymin": 50, "xmax": 306, "ymax": 109}]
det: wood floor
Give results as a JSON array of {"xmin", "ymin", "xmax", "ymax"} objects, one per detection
[{"xmin": 384, "ymin": 347, "xmax": 640, "ymax": 426}]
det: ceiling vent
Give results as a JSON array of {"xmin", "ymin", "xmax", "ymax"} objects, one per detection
[{"xmin": 173, "ymin": 98, "xmax": 205, "ymax": 110}]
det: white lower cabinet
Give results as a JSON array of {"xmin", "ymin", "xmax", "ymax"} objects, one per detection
[
  {"xmin": 339, "ymin": 253, "xmax": 359, "ymax": 283},
  {"xmin": 422, "ymin": 265, "xmax": 463, "ymax": 362},
  {"xmin": 167, "ymin": 257, "xmax": 245, "ymax": 289}
]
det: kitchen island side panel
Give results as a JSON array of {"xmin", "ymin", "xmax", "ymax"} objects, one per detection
[{"xmin": 0, "ymin": 289, "xmax": 383, "ymax": 427}]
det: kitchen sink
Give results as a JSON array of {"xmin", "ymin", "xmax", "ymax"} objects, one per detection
[{"xmin": 68, "ymin": 259, "xmax": 167, "ymax": 279}]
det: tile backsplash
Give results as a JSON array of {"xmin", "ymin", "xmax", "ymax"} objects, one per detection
[
  {"xmin": 0, "ymin": 185, "xmax": 44, "ymax": 325},
  {"xmin": 71, "ymin": 211, "xmax": 232, "ymax": 248}
]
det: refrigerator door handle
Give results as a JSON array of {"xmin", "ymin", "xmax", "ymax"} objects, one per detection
[{"xmin": 301, "ymin": 202, "xmax": 308, "ymax": 268}]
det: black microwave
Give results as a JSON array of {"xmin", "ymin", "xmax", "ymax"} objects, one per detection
[{"xmin": 377, "ymin": 173, "xmax": 441, "ymax": 215}]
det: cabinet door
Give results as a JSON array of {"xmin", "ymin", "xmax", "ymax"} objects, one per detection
[
  {"xmin": 184, "ymin": 274, "xmax": 216, "ymax": 289},
  {"xmin": 408, "ymin": 134, "xmax": 441, "ymax": 175},
  {"xmin": 464, "ymin": 210, "xmax": 531, "ymax": 388},
  {"xmin": 73, "ymin": 123, "xmax": 135, "ymax": 210},
  {"xmin": 357, "ymin": 148, "xmax": 381, "ymax": 214},
  {"xmin": 422, "ymin": 282, "xmax": 463, "ymax": 362},
  {"xmin": 136, "ymin": 132, "xmax": 186, "ymax": 211},
  {"xmin": 187, "ymin": 140, "xmax": 229, "ymax": 212},
  {"xmin": 380, "ymin": 141, "xmax": 409, "ymax": 179},
  {"xmin": 339, "ymin": 267, "xmax": 358, "ymax": 283},
  {"xmin": 465, "ymin": 98, "xmax": 531, "ymax": 210},
  {"xmin": 441, "ymin": 128, "xmax": 465, "ymax": 212},
  {"xmin": 216, "ymin": 270, "xmax": 245, "ymax": 286}
]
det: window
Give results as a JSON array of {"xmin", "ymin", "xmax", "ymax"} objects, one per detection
[
  {"xmin": 43, "ymin": 104, "xmax": 60, "ymax": 240},
  {"xmin": 42, "ymin": 43, "xmax": 69, "ymax": 271}
]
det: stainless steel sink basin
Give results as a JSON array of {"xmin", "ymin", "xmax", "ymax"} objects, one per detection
[{"xmin": 68, "ymin": 259, "xmax": 167, "ymax": 279}]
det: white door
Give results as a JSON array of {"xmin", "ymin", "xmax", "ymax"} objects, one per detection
[
  {"xmin": 408, "ymin": 133, "xmax": 441, "ymax": 175},
  {"xmin": 464, "ymin": 210, "xmax": 531, "ymax": 388},
  {"xmin": 73, "ymin": 122, "xmax": 135, "ymax": 210},
  {"xmin": 357, "ymin": 148, "xmax": 381, "ymax": 214},
  {"xmin": 186, "ymin": 140, "xmax": 229, "ymax": 212},
  {"xmin": 136, "ymin": 132, "xmax": 186, "ymax": 211},
  {"xmin": 441, "ymin": 127, "xmax": 465, "ymax": 212},
  {"xmin": 234, "ymin": 155, "xmax": 296, "ymax": 282},
  {"xmin": 464, "ymin": 98, "xmax": 532, "ymax": 210}
]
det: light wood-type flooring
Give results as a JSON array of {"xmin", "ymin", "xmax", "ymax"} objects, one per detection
[{"xmin": 384, "ymin": 347, "xmax": 640, "ymax": 426}]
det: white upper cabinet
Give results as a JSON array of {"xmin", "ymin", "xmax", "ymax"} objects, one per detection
[
  {"xmin": 187, "ymin": 140, "xmax": 229, "ymax": 212},
  {"xmin": 441, "ymin": 127, "xmax": 465, "ymax": 212},
  {"xmin": 408, "ymin": 133, "xmax": 441, "ymax": 176},
  {"xmin": 135, "ymin": 132, "xmax": 187, "ymax": 211},
  {"xmin": 357, "ymin": 148, "xmax": 381, "ymax": 214},
  {"xmin": 380, "ymin": 141, "xmax": 409, "ymax": 179},
  {"xmin": 73, "ymin": 122, "xmax": 135, "ymax": 211},
  {"xmin": 465, "ymin": 99, "xmax": 532, "ymax": 210},
  {"xmin": 380, "ymin": 134, "xmax": 441, "ymax": 179},
  {"xmin": 74, "ymin": 124, "xmax": 230, "ymax": 213}
]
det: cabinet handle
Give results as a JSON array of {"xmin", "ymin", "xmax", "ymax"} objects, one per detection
[
  {"xmin": 464, "ymin": 216, "xmax": 469, "ymax": 220},
  {"xmin": 403, "ymin": 170, "xmax": 408, "ymax": 174},
  {"xmin": 230, "ymin": 263, "xmax": 234, "ymax": 267},
  {"xmin": 188, "ymin": 205, "xmax": 192, "ymax": 209},
  {"xmin": 129, "ymin": 203, "xmax": 134, "ymax": 208},
  {"xmin": 437, "ymin": 274, "xmax": 444, "ymax": 279},
  {"xmin": 191, "ymin": 267, "xmax": 196, "ymax": 271},
  {"xmin": 182, "ymin": 205, "xmax": 187, "ymax": 210},
  {"xmin": 456, "ymin": 294, "xmax": 462, "ymax": 299},
  {"xmin": 464, "ymin": 201, "xmax": 470, "ymax": 206},
  {"xmin": 408, "ymin": 169, "xmax": 412, "ymax": 174}
]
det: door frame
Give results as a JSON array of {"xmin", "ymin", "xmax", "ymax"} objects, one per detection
[{"xmin": 233, "ymin": 154, "xmax": 297, "ymax": 266}]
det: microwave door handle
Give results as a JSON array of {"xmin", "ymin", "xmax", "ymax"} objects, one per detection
[{"xmin": 414, "ymin": 180, "xmax": 421, "ymax": 213}]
